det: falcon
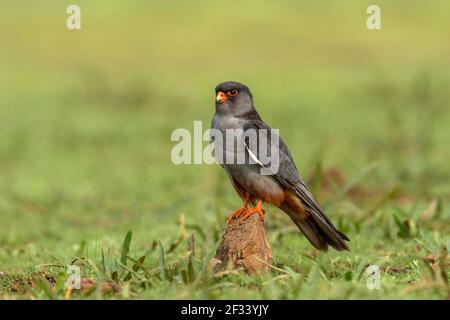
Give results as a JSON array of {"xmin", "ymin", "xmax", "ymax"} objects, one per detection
[{"xmin": 211, "ymin": 81, "xmax": 349, "ymax": 251}]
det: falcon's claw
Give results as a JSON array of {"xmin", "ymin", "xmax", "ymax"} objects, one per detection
[
  {"xmin": 226, "ymin": 206, "xmax": 248, "ymax": 223},
  {"xmin": 240, "ymin": 207, "xmax": 265, "ymax": 222},
  {"xmin": 226, "ymin": 195, "xmax": 251, "ymax": 223},
  {"xmin": 239, "ymin": 200, "xmax": 265, "ymax": 222}
]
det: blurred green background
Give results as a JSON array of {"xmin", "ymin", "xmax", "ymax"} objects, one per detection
[{"xmin": 0, "ymin": 1, "xmax": 448, "ymax": 299}]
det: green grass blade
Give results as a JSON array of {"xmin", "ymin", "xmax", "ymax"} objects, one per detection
[{"xmin": 120, "ymin": 230, "xmax": 133, "ymax": 267}]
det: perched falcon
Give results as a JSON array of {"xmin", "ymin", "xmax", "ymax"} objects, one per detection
[{"xmin": 211, "ymin": 81, "xmax": 349, "ymax": 251}]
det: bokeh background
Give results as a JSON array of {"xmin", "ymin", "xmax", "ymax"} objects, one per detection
[{"xmin": 0, "ymin": 1, "xmax": 448, "ymax": 299}]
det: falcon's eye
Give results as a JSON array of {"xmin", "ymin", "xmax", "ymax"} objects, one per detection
[{"xmin": 227, "ymin": 89, "xmax": 238, "ymax": 96}]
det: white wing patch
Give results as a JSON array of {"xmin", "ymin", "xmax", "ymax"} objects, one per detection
[{"xmin": 245, "ymin": 144, "xmax": 264, "ymax": 167}]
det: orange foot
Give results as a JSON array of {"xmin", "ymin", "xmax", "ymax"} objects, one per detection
[
  {"xmin": 226, "ymin": 195, "xmax": 250, "ymax": 223},
  {"xmin": 240, "ymin": 200, "xmax": 265, "ymax": 222}
]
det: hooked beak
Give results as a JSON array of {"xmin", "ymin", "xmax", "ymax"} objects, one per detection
[{"xmin": 216, "ymin": 91, "xmax": 228, "ymax": 104}]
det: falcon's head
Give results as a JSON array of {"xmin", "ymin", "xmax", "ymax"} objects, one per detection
[{"xmin": 215, "ymin": 81, "xmax": 254, "ymax": 116}]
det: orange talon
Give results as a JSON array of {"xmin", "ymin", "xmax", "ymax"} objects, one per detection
[
  {"xmin": 240, "ymin": 200, "xmax": 265, "ymax": 222},
  {"xmin": 226, "ymin": 195, "xmax": 251, "ymax": 223},
  {"xmin": 226, "ymin": 206, "xmax": 247, "ymax": 223}
]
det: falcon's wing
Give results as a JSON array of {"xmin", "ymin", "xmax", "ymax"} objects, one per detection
[
  {"xmin": 242, "ymin": 120, "xmax": 320, "ymax": 209},
  {"xmin": 243, "ymin": 120, "xmax": 349, "ymax": 248}
]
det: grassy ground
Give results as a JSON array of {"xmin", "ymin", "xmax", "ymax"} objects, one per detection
[{"xmin": 0, "ymin": 1, "xmax": 449, "ymax": 299}]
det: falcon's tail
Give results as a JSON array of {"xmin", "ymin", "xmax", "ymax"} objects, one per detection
[{"xmin": 284, "ymin": 207, "xmax": 350, "ymax": 251}]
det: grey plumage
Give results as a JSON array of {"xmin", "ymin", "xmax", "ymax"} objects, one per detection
[{"xmin": 211, "ymin": 81, "xmax": 349, "ymax": 251}]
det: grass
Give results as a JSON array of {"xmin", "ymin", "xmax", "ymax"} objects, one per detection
[{"xmin": 0, "ymin": 1, "xmax": 449, "ymax": 299}]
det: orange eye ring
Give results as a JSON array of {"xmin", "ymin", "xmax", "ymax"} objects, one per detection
[{"xmin": 227, "ymin": 89, "xmax": 238, "ymax": 96}]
